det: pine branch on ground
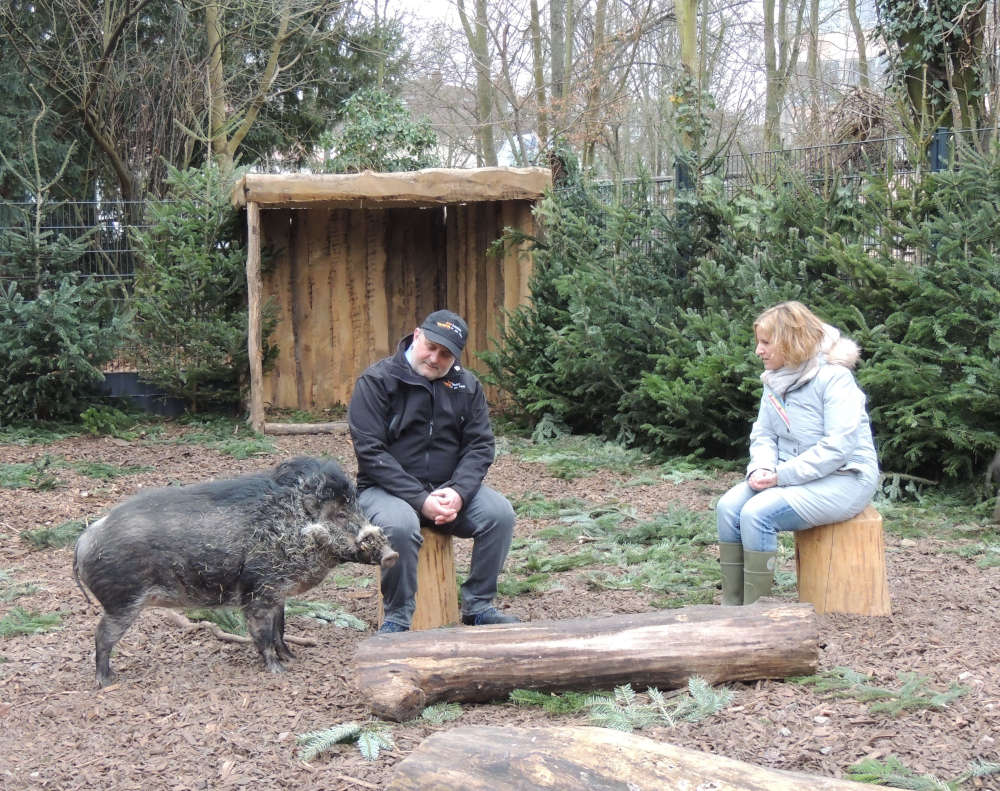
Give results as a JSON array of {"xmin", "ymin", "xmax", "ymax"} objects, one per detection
[
  {"xmin": 0, "ymin": 570, "xmax": 38, "ymax": 603},
  {"xmin": 0, "ymin": 606, "xmax": 62, "ymax": 637},
  {"xmin": 508, "ymin": 688, "xmax": 598, "ymax": 714},
  {"xmin": 584, "ymin": 677, "xmax": 734, "ymax": 732},
  {"xmin": 284, "ymin": 600, "xmax": 366, "ymax": 631},
  {"xmin": 297, "ymin": 720, "xmax": 394, "ymax": 762},
  {"xmin": 791, "ymin": 667, "xmax": 969, "ymax": 717},
  {"xmin": 419, "ymin": 703, "xmax": 463, "ymax": 725}
]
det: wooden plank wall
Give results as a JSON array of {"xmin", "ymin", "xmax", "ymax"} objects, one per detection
[
  {"xmin": 258, "ymin": 200, "xmax": 534, "ymax": 411},
  {"xmin": 446, "ymin": 200, "xmax": 534, "ymax": 366}
]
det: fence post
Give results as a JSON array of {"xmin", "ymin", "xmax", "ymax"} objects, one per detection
[
  {"xmin": 929, "ymin": 127, "xmax": 951, "ymax": 171},
  {"xmin": 674, "ymin": 158, "xmax": 693, "ymax": 191}
]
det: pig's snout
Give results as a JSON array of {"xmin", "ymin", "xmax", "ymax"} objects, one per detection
[
  {"xmin": 380, "ymin": 545, "xmax": 399, "ymax": 569},
  {"xmin": 356, "ymin": 523, "xmax": 397, "ymax": 569}
]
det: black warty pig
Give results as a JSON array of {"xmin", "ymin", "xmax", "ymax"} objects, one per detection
[{"xmin": 73, "ymin": 456, "xmax": 396, "ymax": 687}]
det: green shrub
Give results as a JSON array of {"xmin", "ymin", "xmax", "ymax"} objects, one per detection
[
  {"xmin": 0, "ymin": 97, "xmax": 129, "ymax": 425},
  {"xmin": 0, "ymin": 277, "xmax": 126, "ymax": 423},
  {"xmin": 297, "ymin": 721, "xmax": 394, "ymax": 762},
  {"xmin": 132, "ymin": 163, "xmax": 277, "ymax": 412},
  {"xmin": 80, "ymin": 406, "xmax": 140, "ymax": 438},
  {"xmin": 321, "ymin": 87, "xmax": 438, "ymax": 173},
  {"xmin": 486, "ymin": 145, "xmax": 1000, "ymax": 482},
  {"xmin": 852, "ymin": 154, "xmax": 1000, "ymax": 479}
]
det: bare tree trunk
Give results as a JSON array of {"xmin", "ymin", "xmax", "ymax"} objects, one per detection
[
  {"xmin": 458, "ymin": 0, "xmax": 497, "ymax": 166},
  {"xmin": 763, "ymin": 0, "xmax": 806, "ymax": 150},
  {"xmin": 550, "ymin": 0, "xmax": 566, "ymax": 136},
  {"xmin": 846, "ymin": 0, "xmax": 869, "ymax": 89},
  {"xmin": 564, "ymin": 0, "xmax": 575, "ymax": 110},
  {"xmin": 581, "ymin": 0, "xmax": 608, "ymax": 168},
  {"xmin": 530, "ymin": 0, "xmax": 548, "ymax": 149},
  {"xmin": 763, "ymin": 0, "xmax": 779, "ymax": 149},
  {"xmin": 205, "ymin": 0, "xmax": 227, "ymax": 170},
  {"xmin": 388, "ymin": 726, "xmax": 879, "ymax": 791},
  {"xmin": 204, "ymin": 0, "xmax": 295, "ymax": 176},
  {"xmin": 807, "ymin": 0, "xmax": 820, "ymax": 133},
  {"xmin": 676, "ymin": 0, "xmax": 698, "ymax": 80},
  {"xmin": 354, "ymin": 603, "xmax": 818, "ymax": 721},
  {"xmin": 675, "ymin": 0, "xmax": 698, "ymax": 158}
]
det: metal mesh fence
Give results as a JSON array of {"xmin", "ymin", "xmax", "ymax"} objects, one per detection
[
  {"xmin": 562, "ymin": 128, "xmax": 997, "ymax": 267},
  {"xmin": 586, "ymin": 127, "xmax": 1000, "ymax": 210},
  {"xmin": 0, "ymin": 200, "xmax": 152, "ymax": 292},
  {"xmin": 582, "ymin": 131, "xmax": 932, "ymax": 211},
  {"xmin": 0, "ymin": 127, "xmax": 994, "ymax": 288}
]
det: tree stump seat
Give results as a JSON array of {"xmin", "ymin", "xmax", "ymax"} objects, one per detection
[
  {"xmin": 794, "ymin": 504, "xmax": 891, "ymax": 616},
  {"xmin": 378, "ymin": 527, "xmax": 460, "ymax": 630}
]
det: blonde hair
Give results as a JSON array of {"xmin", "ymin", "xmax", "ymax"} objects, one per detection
[{"xmin": 754, "ymin": 301, "xmax": 826, "ymax": 367}]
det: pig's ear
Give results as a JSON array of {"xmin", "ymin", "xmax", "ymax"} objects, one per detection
[{"xmin": 300, "ymin": 522, "xmax": 332, "ymax": 546}]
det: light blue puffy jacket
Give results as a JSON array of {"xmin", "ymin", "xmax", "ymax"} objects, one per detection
[{"xmin": 747, "ymin": 339, "xmax": 879, "ymax": 524}]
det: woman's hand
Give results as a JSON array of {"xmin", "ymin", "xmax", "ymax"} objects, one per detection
[{"xmin": 748, "ymin": 469, "xmax": 778, "ymax": 491}]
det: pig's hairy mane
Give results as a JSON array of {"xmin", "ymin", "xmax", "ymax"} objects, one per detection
[{"xmin": 100, "ymin": 456, "xmax": 357, "ymax": 548}]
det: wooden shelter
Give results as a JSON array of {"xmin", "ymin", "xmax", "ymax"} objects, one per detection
[{"xmin": 232, "ymin": 167, "xmax": 550, "ymax": 432}]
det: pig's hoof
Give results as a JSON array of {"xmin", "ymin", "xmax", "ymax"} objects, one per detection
[{"xmin": 266, "ymin": 662, "xmax": 287, "ymax": 674}]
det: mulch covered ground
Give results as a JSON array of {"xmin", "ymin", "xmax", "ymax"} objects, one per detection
[{"xmin": 1, "ymin": 425, "xmax": 998, "ymax": 790}]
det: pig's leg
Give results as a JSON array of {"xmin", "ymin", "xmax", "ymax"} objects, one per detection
[
  {"xmin": 243, "ymin": 600, "xmax": 285, "ymax": 673},
  {"xmin": 273, "ymin": 606, "xmax": 294, "ymax": 661},
  {"xmin": 94, "ymin": 605, "xmax": 141, "ymax": 687}
]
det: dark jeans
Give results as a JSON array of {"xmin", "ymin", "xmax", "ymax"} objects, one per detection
[{"xmin": 359, "ymin": 485, "xmax": 515, "ymax": 626}]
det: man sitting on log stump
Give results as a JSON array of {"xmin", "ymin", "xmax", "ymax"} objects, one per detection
[
  {"xmin": 348, "ymin": 309, "xmax": 520, "ymax": 633},
  {"xmin": 716, "ymin": 301, "xmax": 880, "ymax": 605}
]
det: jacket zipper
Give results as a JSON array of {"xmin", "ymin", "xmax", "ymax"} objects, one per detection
[{"xmin": 425, "ymin": 387, "xmax": 434, "ymax": 478}]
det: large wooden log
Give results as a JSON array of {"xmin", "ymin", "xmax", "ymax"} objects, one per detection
[
  {"xmin": 354, "ymin": 602, "xmax": 818, "ymax": 721},
  {"xmin": 387, "ymin": 725, "xmax": 874, "ymax": 791},
  {"xmin": 261, "ymin": 421, "xmax": 349, "ymax": 435},
  {"xmin": 232, "ymin": 167, "xmax": 551, "ymax": 208}
]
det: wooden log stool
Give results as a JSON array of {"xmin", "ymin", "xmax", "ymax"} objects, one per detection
[
  {"xmin": 378, "ymin": 527, "xmax": 460, "ymax": 630},
  {"xmin": 794, "ymin": 504, "xmax": 891, "ymax": 616}
]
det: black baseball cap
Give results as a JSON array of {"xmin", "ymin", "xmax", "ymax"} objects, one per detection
[{"xmin": 419, "ymin": 310, "xmax": 468, "ymax": 358}]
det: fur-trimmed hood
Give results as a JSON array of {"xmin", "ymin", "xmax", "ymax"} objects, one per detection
[
  {"xmin": 821, "ymin": 324, "xmax": 860, "ymax": 369},
  {"xmin": 763, "ymin": 323, "xmax": 861, "ymax": 396}
]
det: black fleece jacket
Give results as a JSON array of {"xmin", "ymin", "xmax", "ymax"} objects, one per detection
[{"xmin": 348, "ymin": 335, "xmax": 495, "ymax": 513}]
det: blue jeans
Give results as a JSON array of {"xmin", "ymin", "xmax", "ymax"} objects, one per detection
[
  {"xmin": 359, "ymin": 485, "xmax": 515, "ymax": 627},
  {"xmin": 716, "ymin": 482, "xmax": 809, "ymax": 552}
]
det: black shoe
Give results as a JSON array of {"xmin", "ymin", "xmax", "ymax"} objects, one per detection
[
  {"xmin": 461, "ymin": 607, "xmax": 520, "ymax": 626},
  {"xmin": 377, "ymin": 620, "xmax": 409, "ymax": 634}
]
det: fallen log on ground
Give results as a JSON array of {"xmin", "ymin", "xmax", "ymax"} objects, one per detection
[
  {"xmin": 386, "ymin": 725, "xmax": 873, "ymax": 790},
  {"xmin": 261, "ymin": 421, "xmax": 348, "ymax": 435},
  {"xmin": 355, "ymin": 602, "xmax": 817, "ymax": 721}
]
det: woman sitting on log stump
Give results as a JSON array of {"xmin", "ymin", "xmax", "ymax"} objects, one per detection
[{"xmin": 717, "ymin": 301, "xmax": 880, "ymax": 605}]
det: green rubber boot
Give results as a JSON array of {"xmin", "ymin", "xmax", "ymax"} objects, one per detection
[
  {"xmin": 743, "ymin": 549, "xmax": 777, "ymax": 605},
  {"xmin": 718, "ymin": 542, "xmax": 744, "ymax": 606}
]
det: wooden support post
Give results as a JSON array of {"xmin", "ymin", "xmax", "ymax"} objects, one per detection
[
  {"xmin": 355, "ymin": 603, "xmax": 818, "ymax": 721},
  {"xmin": 388, "ymin": 725, "xmax": 878, "ymax": 790},
  {"xmin": 244, "ymin": 200, "xmax": 265, "ymax": 433},
  {"xmin": 378, "ymin": 527, "xmax": 459, "ymax": 631},
  {"xmin": 795, "ymin": 504, "xmax": 890, "ymax": 616}
]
